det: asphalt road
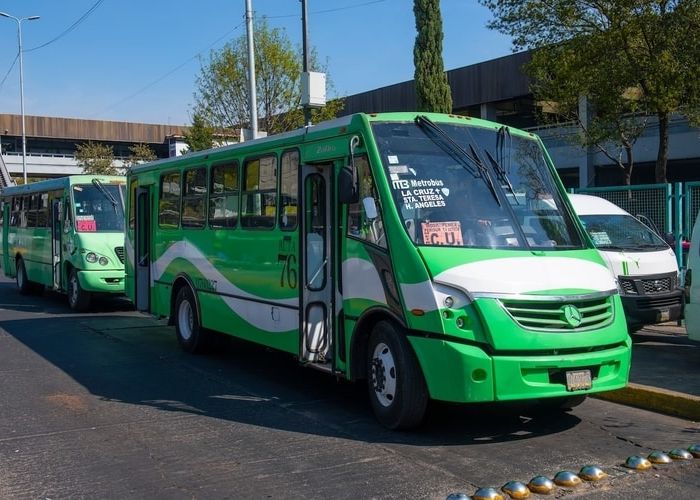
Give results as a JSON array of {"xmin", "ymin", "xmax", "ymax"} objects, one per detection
[{"xmin": 0, "ymin": 276, "xmax": 698, "ymax": 499}]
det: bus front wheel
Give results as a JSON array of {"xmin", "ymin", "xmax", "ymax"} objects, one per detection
[
  {"xmin": 68, "ymin": 268, "xmax": 92, "ymax": 311},
  {"xmin": 174, "ymin": 286, "xmax": 209, "ymax": 354},
  {"xmin": 367, "ymin": 321, "xmax": 428, "ymax": 430}
]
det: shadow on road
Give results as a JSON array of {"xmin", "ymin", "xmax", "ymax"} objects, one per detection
[
  {"xmin": 0, "ymin": 281, "xmax": 133, "ymax": 314},
  {"xmin": 0, "ymin": 308, "xmax": 583, "ymax": 447}
]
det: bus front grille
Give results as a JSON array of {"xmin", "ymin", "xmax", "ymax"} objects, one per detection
[
  {"xmin": 114, "ymin": 246, "xmax": 125, "ymax": 264},
  {"xmin": 499, "ymin": 296, "xmax": 614, "ymax": 331}
]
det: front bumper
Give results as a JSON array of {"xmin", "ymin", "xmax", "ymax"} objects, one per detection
[
  {"xmin": 621, "ymin": 288, "xmax": 683, "ymax": 328},
  {"xmin": 409, "ymin": 335, "xmax": 631, "ymax": 403},
  {"xmin": 77, "ymin": 269, "xmax": 125, "ymax": 293}
]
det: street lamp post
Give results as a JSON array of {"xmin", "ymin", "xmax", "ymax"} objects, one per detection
[{"xmin": 0, "ymin": 12, "xmax": 40, "ymax": 184}]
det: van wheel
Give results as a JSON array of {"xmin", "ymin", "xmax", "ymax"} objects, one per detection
[
  {"xmin": 16, "ymin": 258, "xmax": 32, "ymax": 295},
  {"xmin": 367, "ymin": 321, "xmax": 428, "ymax": 430},
  {"xmin": 68, "ymin": 268, "xmax": 92, "ymax": 311},
  {"xmin": 174, "ymin": 286, "xmax": 209, "ymax": 354}
]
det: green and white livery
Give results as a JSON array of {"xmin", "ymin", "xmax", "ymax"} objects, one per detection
[
  {"xmin": 125, "ymin": 112, "xmax": 630, "ymax": 429},
  {"xmin": 0, "ymin": 175, "xmax": 126, "ymax": 311}
]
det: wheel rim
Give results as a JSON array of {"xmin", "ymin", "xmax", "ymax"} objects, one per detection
[
  {"xmin": 69, "ymin": 274, "xmax": 79, "ymax": 306},
  {"xmin": 371, "ymin": 342, "xmax": 397, "ymax": 407},
  {"xmin": 16, "ymin": 262, "xmax": 24, "ymax": 288},
  {"xmin": 178, "ymin": 299, "xmax": 194, "ymax": 341}
]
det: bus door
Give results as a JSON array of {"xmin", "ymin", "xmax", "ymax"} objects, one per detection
[
  {"xmin": 51, "ymin": 200, "xmax": 62, "ymax": 289},
  {"xmin": 300, "ymin": 163, "xmax": 333, "ymax": 365},
  {"xmin": 1, "ymin": 202, "xmax": 9, "ymax": 272},
  {"xmin": 134, "ymin": 186, "xmax": 151, "ymax": 311}
]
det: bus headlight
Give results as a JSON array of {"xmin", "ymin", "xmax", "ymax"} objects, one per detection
[
  {"xmin": 98, "ymin": 257, "xmax": 109, "ymax": 266},
  {"xmin": 86, "ymin": 252, "xmax": 97, "ymax": 263}
]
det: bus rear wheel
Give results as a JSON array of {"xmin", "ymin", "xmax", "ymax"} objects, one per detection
[
  {"xmin": 174, "ymin": 286, "xmax": 210, "ymax": 354},
  {"xmin": 367, "ymin": 321, "xmax": 428, "ymax": 430},
  {"xmin": 16, "ymin": 258, "xmax": 32, "ymax": 295},
  {"xmin": 68, "ymin": 268, "xmax": 92, "ymax": 311}
]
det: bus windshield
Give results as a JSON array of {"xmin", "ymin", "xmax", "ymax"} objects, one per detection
[
  {"xmin": 579, "ymin": 214, "xmax": 669, "ymax": 251},
  {"xmin": 72, "ymin": 183, "xmax": 126, "ymax": 232},
  {"xmin": 372, "ymin": 120, "xmax": 585, "ymax": 250}
]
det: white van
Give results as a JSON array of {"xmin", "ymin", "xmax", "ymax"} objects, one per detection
[
  {"xmin": 569, "ymin": 194, "xmax": 683, "ymax": 331},
  {"xmin": 682, "ymin": 214, "xmax": 700, "ymax": 341}
]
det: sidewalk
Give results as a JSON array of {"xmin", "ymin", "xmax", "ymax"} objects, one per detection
[{"xmin": 594, "ymin": 322, "xmax": 700, "ymax": 421}]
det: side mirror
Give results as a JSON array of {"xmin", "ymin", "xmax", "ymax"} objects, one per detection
[
  {"xmin": 664, "ymin": 232, "xmax": 675, "ymax": 248},
  {"xmin": 338, "ymin": 166, "xmax": 358, "ymax": 204},
  {"xmin": 362, "ymin": 197, "xmax": 378, "ymax": 220}
]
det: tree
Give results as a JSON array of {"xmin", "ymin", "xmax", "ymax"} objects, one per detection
[
  {"xmin": 75, "ymin": 141, "xmax": 116, "ymax": 175},
  {"xmin": 413, "ymin": 0, "xmax": 453, "ymax": 113},
  {"xmin": 527, "ymin": 38, "xmax": 648, "ymax": 185},
  {"xmin": 183, "ymin": 113, "xmax": 214, "ymax": 152},
  {"xmin": 193, "ymin": 19, "xmax": 344, "ymax": 136},
  {"xmin": 481, "ymin": 0, "xmax": 700, "ymax": 183},
  {"xmin": 125, "ymin": 143, "xmax": 157, "ymax": 170}
]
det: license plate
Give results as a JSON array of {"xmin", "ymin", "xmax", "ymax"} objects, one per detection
[
  {"xmin": 566, "ymin": 369, "xmax": 592, "ymax": 391},
  {"xmin": 659, "ymin": 310, "xmax": 670, "ymax": 322}
]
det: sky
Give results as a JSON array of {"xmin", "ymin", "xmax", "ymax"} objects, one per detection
[{"xmin": 0, "ymin": 0, "xmax": 514, "ymax": 126}]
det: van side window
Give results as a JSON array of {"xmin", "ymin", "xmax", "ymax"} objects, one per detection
[
  {"xmin": 241, "ymin": 155, "xmax": 277, "ymax": 229},
  {"xmin": 279, "ymin": 150, "xmax": 299, "ymax": 230},
  {"xmin": 159, "ymin": 171, "xmax": 181, "ymax": 229},
  {"xmin": 209, "ymin": 162, "xmax": 239, "ymax": 229},
  {"xmin": 182, "ymin": 167, "xmax": 207, "ymax": 229}
]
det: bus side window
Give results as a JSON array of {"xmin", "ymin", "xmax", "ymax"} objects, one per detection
[
  {"xmin": 159, "ymin": 171, "xmax": 181, "ymax": 229},
  {"xmin": 347, "ymin": 155, "xmax": 386, "ymax": 248},
  {"xmin": 279, "ymin": 150, "xmax": 299, "ymax": 230},
  {"xmin": 241, "ymin": 155, "xmax": 277, "ymax": 229},
  {"xmin": 182, "ymin": 167, "xmax": 207, "ymax": 229},
  {"xmin": 209, "ymin": 161, "xmax": 239, "ymax": 229}
]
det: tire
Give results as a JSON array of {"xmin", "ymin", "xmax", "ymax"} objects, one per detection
[
  {"xmin": 367, "ymin": 321, "xmax": 429, "ymax": 430},
  {"xmin": 15, "ymin": 258, "xmax": 32, "ymax": 295},
  {"xmin": 174, "ymin": 286, "xmax": 210, "ymax": 354},
  {"xmin": 67, "ymin": 268, "xmax": 92, "ymax": 311}
]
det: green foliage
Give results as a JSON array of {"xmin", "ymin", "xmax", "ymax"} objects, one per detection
[
  {"xmin": 75, "ymin": 141, "xmax": 117, "ymax": 175},
  {"xmin": 183, "ymin": 113, "xmax": 215, "ymax": 152},
  {"xmin": 413, "ymin": 0, "xmax": 453, "ymax": 113},
  {"xmin": 481, "ymin": 0, "xmax": 700, "ymax": 183},
  {"xmin": 125, "ymin": 143, "xmax": 157, "ymax": 170},
  {"xmin": 193, "ymin": 19, "xmax": 344, "ymax": 135}
]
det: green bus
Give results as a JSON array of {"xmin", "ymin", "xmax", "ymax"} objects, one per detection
[
  {"xmin": 125, "ymin": 112, "xmax": 630, "ymax": 429},
  {"xmin": 0, "ymin": 175, "xmax": 127, "ymax": 311}
]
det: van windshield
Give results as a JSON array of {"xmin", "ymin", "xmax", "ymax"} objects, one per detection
[
  {"xmin": 579, "ymin": 214, "xmax": 669, "ymax": 251},
  {"xmin": 371, "ymin": 120, "xmax": 585, "ymax": 250},
  {"xmin": 72, "ymin": 183, "xmax": 126, "ymax": 232}
]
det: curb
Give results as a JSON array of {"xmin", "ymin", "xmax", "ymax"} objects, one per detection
[{"xmin": 593, "ymin": 383, "xmax": 700, "ymax": 421}]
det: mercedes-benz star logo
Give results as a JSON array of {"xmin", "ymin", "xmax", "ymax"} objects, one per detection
[{"xmin": 562, "ymin": 304, "xmax": 583, "ymax": 328}]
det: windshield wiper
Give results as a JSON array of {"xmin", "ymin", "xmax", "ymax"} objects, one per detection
[
  {"xmin": 92, "ymin": 178, "xmax": 118, "ymax": 212},
  {"xmin": 415, "ymin": 115, "xmax": 500, "ymax": 205},
  {"xmin": 484, "ymin": 149, "xmax": 518, "ymax": 203}
]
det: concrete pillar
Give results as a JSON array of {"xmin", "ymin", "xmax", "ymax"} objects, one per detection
[
  {"xmin": 577, "ymin": 95, "xmax": 596, "ymax": 187},
  {"xmin": 480, "ymin": 103, "xmax": 497, "ymax": 122}
]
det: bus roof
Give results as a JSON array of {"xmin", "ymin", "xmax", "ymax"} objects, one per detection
[{"xmin": 1, "ymin": 175, "xmax": 125, "ymax": 197}]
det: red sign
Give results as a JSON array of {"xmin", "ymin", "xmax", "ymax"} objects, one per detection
[
  {"xmin": 421, "ymin": 221, "xmax": 463, "ymax": 246},
  {"xmin": 76, "ymin": 219, "xmax": 97, "ymax": 232}
]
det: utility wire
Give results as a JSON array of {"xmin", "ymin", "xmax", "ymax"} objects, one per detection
[
  {"xmin": 89, "ymin": 21, "xmax": 245, "ymax": 118},
  {"xmin": 26, "ymin": 0, "xmax": 105, "ymax": 52},
  {"xmin": 0, "ymin": 53, "xmax": 19, "ymax": 91},
  {"xmin": 267, "ymin": 0, "xmax": 387, "ymax": 19}
]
